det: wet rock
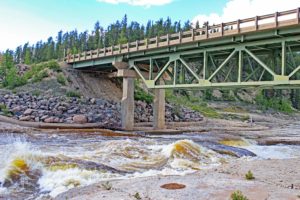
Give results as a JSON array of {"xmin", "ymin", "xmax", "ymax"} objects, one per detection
[
  {"xmin": 201, "ymin": 142, "xmax": 256, "ymax": 157},
  {"xmin": 73, "ymin": 115, "xmax": 88, "ymax": 124}
]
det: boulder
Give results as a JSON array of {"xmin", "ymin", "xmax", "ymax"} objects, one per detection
[
  {"xmin": 44, "ymin": 117, "xmax": 55, "ymax": 123},
  {"xmin": 24, "ymin": 109, "xmax": 34, "ymax": 115},
  {"xmin": 73, "ymin": 114, "xmax": 88, "ymax": 124},
  {"xmin": 11, "ymin": 106, "xmax": 22, "ymax": 113},
  {"xmin": 19, "ymin": 116, "xmax": 31, "ymax": 121}
]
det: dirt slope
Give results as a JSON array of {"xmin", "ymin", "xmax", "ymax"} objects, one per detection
[{"xmin": 64, "ymin": 67, "xmax": 122, "ymax": 102}]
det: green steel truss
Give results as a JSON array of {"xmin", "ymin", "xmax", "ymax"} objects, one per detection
[
  {"xmin": 129, "ymin": 35, "xmax": 300, "ymax": 89},
  {"xmin": 68, "ymin": 8, "xmax": 300, "ymax": 90}
]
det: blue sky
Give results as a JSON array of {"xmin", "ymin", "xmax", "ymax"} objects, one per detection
[
  {"xmin": 0, "ymin": 0, "xmax": 299, "ymax": 51},
  {"xmin": 0, "ymin": 0, "xmax": 227, "ymax": 51}
]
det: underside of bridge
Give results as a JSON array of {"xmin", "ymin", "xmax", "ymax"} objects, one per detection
[{"xmin": 67, "ymin": 9, "xmax": 300, "ymax": 130}]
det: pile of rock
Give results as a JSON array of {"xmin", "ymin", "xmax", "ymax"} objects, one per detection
[
  {"xmin": 16, "ymin": 64, "xmax": 30, "ymax": 75},
  {"xmin": 0, "ymin": 92, "xmax": 203, "ymax": 128},
  {"xmin": 134, "ymin": 100, "xmax": 203, "ymax": 122}
]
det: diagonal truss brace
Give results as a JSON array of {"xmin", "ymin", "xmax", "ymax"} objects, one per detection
[{"xmin": 208, "ymin": 50, "xmax": 237, "ymax": 81}]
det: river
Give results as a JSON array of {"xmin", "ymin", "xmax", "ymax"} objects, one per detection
[{"xmin": 0, "ymin": 128, "xmax": 300, "ymax": 199}]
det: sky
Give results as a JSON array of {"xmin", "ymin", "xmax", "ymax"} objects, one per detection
[{"xmin": 0, "ymin": 0, "xmax": 300, "ymax": 51}]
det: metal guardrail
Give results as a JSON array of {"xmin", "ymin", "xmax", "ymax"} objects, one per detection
[{"xmin": 66, "ymin": 8, "xmax": 300, "ymax": 63}]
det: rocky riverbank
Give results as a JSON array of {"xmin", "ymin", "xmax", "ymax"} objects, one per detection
[
  {"xmin": 55, "ymin": 158, "xmax": 300, "ymax": 200},
  {"xmin": 0, "ymin": 92, "xmax": 203, "ymax": 129}
]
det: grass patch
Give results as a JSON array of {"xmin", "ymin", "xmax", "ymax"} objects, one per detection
[
  {"xmin": 66, "ymin": 90, "xmax": 81, "ymax": 98},
  {"xmin": 231, "ymin": 190, "xmax": 249, "ymax": 200},
  {"xmin": 101, "ymin": 181, "xmax": 112, "ymax": 190},
  {"xmin": 57, "ymin": 73, "xmax": 67, "ymax": 85},
  {"xmin": 166, "ymin": 90, "xmax": 220, "ymax": 118},
  {"xmin": 31, "ymin": 90, "xmax": 41, "ymax": 97},
  {"xmin": 222, "ymin": 106, "xmax": 247, "ymax": 113},
  {"xmin": 245, "ymin": 170, "xmax": 255, "ymax": 180}
]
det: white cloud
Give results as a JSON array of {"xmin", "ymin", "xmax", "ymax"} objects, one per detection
[
  {"xmin": 96, "ymin": 0, "xmax": 172, "ymax": 7},
  {"xmin": 192, "ymin": 0, "xmax": 300, "ymax": 27}
]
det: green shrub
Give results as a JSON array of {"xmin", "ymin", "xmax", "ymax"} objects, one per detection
[
  {"xmin": 57, "ymin": 73, "xmax": 66, "ymax": 85},
  {"xmin": 0, "ymin": 104, "xmax": 6, "ymax": 110},
  {"xmin": 32, "ymin": 70, "xmax": 49, "ymax": 82},
  {"xmin": 255, "ymin": 92, "xmax": 293, "ymax": 113},
  {"xmin": 66, "ymin": 90, "xmax": 81, "ymax": 98},
  {"xmin": 245, "ymin": 170, "xmax": 255, "ymax": 180},
  {"xmin": 134, "ymin": 88, "xmax": 153, "ymax": 103},
  {"xmin": 24, "ymin": 60, "xmax": 60, "ymax": 82},
  {"xmin": 231, "ymin": 190, "xmax": 249, "ymax": 200},
  {"xmin": 133, "ymin": 192, "xmax": 141, "ymax": 200},
  {"xmin": 4, "ymin": 67, "xmax": 27, "ymax": 89},
  {"xmin": 44, "ymin": 60, "xmax": 61, "ymax": 72},
  {"xmin": 0, "ymin": 103, "xmax": 12, "ymax": 117}
]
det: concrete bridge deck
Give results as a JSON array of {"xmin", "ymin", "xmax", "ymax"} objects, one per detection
[{"xmin": 67, "ymin": 8, "xmax": 300, "ymax": 69}]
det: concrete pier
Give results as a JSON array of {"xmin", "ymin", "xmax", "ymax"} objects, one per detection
[
  {"xmin": 121, "ymin": 77, "xmax": 135, "ymax": 130},
  {"xmin": 153, "ymin": 87, "xmax": 165, "ymax": 129}
]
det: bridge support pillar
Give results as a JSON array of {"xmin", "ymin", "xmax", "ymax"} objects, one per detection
[
  {"xmin": 153, "ymin": 87, "xmax": 165, "ymax": 129},
  {"xmin": 121, "ymin": 77, "xmax": 135, "ymax": 130}
]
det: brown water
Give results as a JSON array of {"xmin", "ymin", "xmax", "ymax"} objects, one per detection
[{"xmin": 0, "ymin": 130, "xmax": 299, "ymax": 199}]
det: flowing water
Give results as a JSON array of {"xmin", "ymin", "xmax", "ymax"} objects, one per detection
[{"xmin": 0, "ymin": 130, "xmax": 299, "ymax": 199}]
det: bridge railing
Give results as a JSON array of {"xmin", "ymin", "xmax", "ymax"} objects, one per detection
[{"xmin": 66, "ymin": 8, "xmax": 300, "ymax": 63}]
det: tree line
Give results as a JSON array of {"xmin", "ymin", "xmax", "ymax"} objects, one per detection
[
  {"xmin": 1, "ymin": 15, "xmax": 193, "ymax": 65},
  {"xmin": 1, "ymin": 14, "xmax": 300, "ymax": 111}
]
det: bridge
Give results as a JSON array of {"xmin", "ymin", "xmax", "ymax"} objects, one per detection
[{"xmin": 66, "ymin": 8, "xmax": 300, "ymax": 130}]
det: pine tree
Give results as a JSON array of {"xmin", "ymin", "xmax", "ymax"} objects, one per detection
[
  {"xmin": 56, "ymin": 30, "xmax": 64, "ymax": 60},
  {"xmin": 195, "ymin": 21, "xmax": 200, "ymax": 29},
  {"xmin": 183, "ymin": 20, "xmax": 192, "ymax": 31},
  {"xmin": 14, "ymin": 46, "xmax": 22, "ymax": 64},
  {"xmin": 119, "ymin": 15, "xmax": 128, "ymax": 44},
  {"xmin": 46, "ymin": 37, "xmax": 55, "ymax": 61},
  {"xmin": 24, "ymin": 48, "xmax": 31, "ymax": 65},
  {"xmin": 94, "ymin": 21, "xmax": 101, "ymax": 49}
]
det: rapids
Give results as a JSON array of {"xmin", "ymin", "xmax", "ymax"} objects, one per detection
[
  {"xmin": 0, "ymin": 131, "xmax": 298, "ymax": 199},
  {"xmin": 0, "ymin": 133, "xmax": 222, "ymax": 199}
]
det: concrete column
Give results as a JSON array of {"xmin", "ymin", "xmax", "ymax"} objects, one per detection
[
  {"xmin": 121, "ymin": 77, "xmax": 135, "ymax": 130},
  {"xmin": 153, "ymin": 87, "xmax": 165, "ymax": 129}
]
